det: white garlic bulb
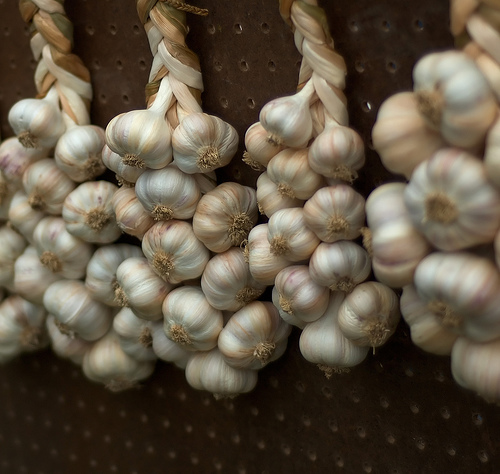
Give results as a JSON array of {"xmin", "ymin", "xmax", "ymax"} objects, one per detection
[
  {"xmin": 218, "ymin": 301, "xmax": 292, "ymax": 369},
  {"xmin": 0, "ymin": 137, "xmax": 47, "ymax": 185},
  {"xmin": 101, "ymin": 144, "xmax": 145, "ymax": 186},
  {"xmin": 243, "ymin": 121, "xmax": 284, "ymax": 170},
  {"xmin": 135, "ymin": 166, "xmax": 201, "ymax": 221},
  {"xmin": 162, "ymin": 286, "xmax": 223, "ymax": 352},
  {"xmin": 0, "ymin": 225, "xmax": 28, "ymax": 289},
  {"xmin": 142, "ymin": 220, "xmax": 210, "ymax": 284},
  {"xmin": 114, "ymin": 257, "xmax": 174, "ymax": 321},
  {"xmin": 85, "ymin": 244, "xmax": 144, "ymax": 307},
  {"xmin": 23, "ymin": 159, "xmax": 76, "ymax": 214},
  {"xmin": 303, "ymin": 185, "xmax": 366, "ymax": 243},
  {"xmin": 8, "ymin": 190, "xmax": 45, "ymax": 244},
  {"xmin": 273, "ymin": 265, "xmax": 330, "ymax": 324},
  {"xmin": 54, "ymin": 124, "xmax": 106, "ymax": 182},
  {"xmin": 32, "ymin": 217, "xmax": 94, "ymax": 279},
  {"xmin": 271, "ymin": 286, "xmax": 306, "ymax": 329},
  {"xmin": 62, "ymin": 180, "xmax": 121, "ymax": 243},
  {"xmin": 172, "ymin": 112, "xmax": 239, "ymax": 173},
  {"xmin": 201, "ymin": 247, "xmax": 266, "ymax": 311},
  {"xmin": 44, "ymin": 280, "xmax": 114, "ymax": 342},
  {"xmin": 185, "ymin": 348, "xmax": 258, "ymax": 398},
  {"xmin": 151, "ymin": 321, "xmax": 191, "ymax": 369},
  {"xmin": 193, "ymin": 170, "xmax": 217, "ymax": 195},
  {"xmin": 82, "ymin": 330, "xmax": 155, "ymax": 391},
  {"xmin": 256, "ymin": 171, "xmax": 304, "ymax": 218},
  {"xmin": 193, "ymin": 182, "xmax": 258, "ymax": 253}
]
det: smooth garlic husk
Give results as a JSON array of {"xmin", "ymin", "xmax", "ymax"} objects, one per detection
[
  {"xmin": 193, "ymin": 182, "xmax": 258, "ymax": 253},
  {"xmin": 243, "ymin": 121, "xmax": 284, "ymax": 170},
  {"xmin": 303, "ymin": 184, "xmax": 366, "ymax": 243},
  {"xmin": 400, "ymin": 284, "xmax": 458, "ymax": 356},
  {"xmin": 105, "ymin": 78, "xmax": 173, "ymax": 170},
  {"xmin": 414, "ymin": 251, "xmax": 500, "ymax": 342},
  {"xmin": 451, "ymin": 336, "xmax": 500, "ymax": 403},
  {"xmin": 82, "ymin": 330, "xmax": 155, "ymax": 391},
  {"xmin": 365, "ymin": 182, "xmax": 411, "ymax": 230},
  {"xmin": 0, "ymin": 225, "xmax": 28, "ymax": 289},
  {"xmin": 151, "ymin": 322, "xmax": 191, "ymax": 369},
  {"xmin": 8, "ymin": 191, "xmax": 45, "ymax": 244},
  {"xmin": 218, "ymin": 301, "xmax": 292, "ymax": 370},
  {"xmin": 246, "ymin": 223, "xmax": 292, "ymax": 286},
  {"xmin": 309, "ymin": 241, "xmax": 371, "ymax": 293},
  {"xmin": 135, "ymin": 166, "xmax": 201, "ymax": 221},
  {"xmin": 404, "ymin": 148, "xmax": 500, "ymax": 251},
  {"xmin": 256, "ymin": 171, "xmax": 304, "ymax": 218},
  {"xmin": 162, "ymin": 286, "xmax": 223, "ymax": 352},
  {"xmin": 62, "ymin": 180, "xmax": 121, "ymax": 244},
  {"xmin": 13, "ymin": 246, "xmax": 63, "ymax": 305},
  {"xmin": 46, "ymin": 314, "xmax": 93, "ymax": 366},
  {"xmin": 85, "ymin": 244, "xmax": 143, "ymax": 307},
  {"xmin": 337, "ymin": 281, "xmax": 400, "ymax": 348},
  {"xmin": 54, "ymin": 125, "xmax": 106, "ymax": 182},
  {"xmin": 172, "ymin": 112, "xmax": 239, "ymax": 173},
  {"xmin": 267, "ymin": 148, "xmax": 324, "ymax": 200},
  {"xmin": 201, "ymin": 247, "xmax": 266, "ymax": 311},
  {"xmin": 185, "ymin": 348, "xmax": 258, "ymax": 398},
  {"xmin": 0, "ymin": 295, "xmax": 48, "ymax": 363},
  {"xmin": 267, "ymin": 207, "xmax": 320, "ymax": 261},
  {"xmin": 8, "ymin": 86, "xmax": 66, "ymax": 149},
  {"xmin": 271, "ymin": 287, "xmax": 307, "ymax": 329},
  {"xmin": 44, "ymin": 280, "xmax": 114, "ymax": 342},
  {"xmin": 112, "ymin": 307, "xmax": 157, "ymax": 362},
  {"xmin": 32, "ymin": 217, "xmax": 94, "ymax": 279},
  {"xmin": 111, "ymin": 186, "xmax": 155, "ymax": 240},
  {"xmin": 23, "ymin": 159, "xmax": 76, "ymax": 215},
  {"xmin": 273, "ymin": 265, "xmax": 330, "ymax": 324},
  {"xmin": 114, "ymin": 257, "xmax": 174, "ymax": 321},
  {"xmin": 142, "ymin": 220, "xmax": 210, "ymax": 284},
  {"xmin": 299, "ymin": 291, "xmax": 370, "ymax": 375},
  {"xmin": 0, "ymin": 137, "xmax": 47, "ymax": 185},
  {"xmin": 101, "ymin": 144, "xmax": 145, "ymax": 186}
]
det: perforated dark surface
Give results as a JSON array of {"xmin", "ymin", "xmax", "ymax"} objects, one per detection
[{"xmin": 0, "ymin": 1, "xmax": 499, "ymax": 473}]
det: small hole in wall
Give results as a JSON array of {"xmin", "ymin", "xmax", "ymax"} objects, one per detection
[
  {"xmin": 9, "ymin": 59, "xmax": 16, "ymax": 70},
  {"xmin": 355, "ymin": 60, "xmax": 365, "ymax": 73},
  {"xmin": 239, "ymin": 60, "xmax": 249, "ymax": 72},
  {"xmin": 139, "ymin": 59, "xmax": 147, "ymax": 70},
  {"xmin": 233, "ymin": 23, "xmax": 243, "ymax": 34},
  {"xmin": 3, "ymin": 26, "xmax": 10, "ymax": 36},
  {"xmin": 214, "ymin": 60, "xmax": 223, "ymax": 72},
  {"xmin": 386, "ymin": 61, "xmax": 397, "ymax": 73},
  {"xmin": 361, "ymin": 101, "xmax": 372, "ymax": 112},
  {"xmin": 116, "ymin": 59, "xmax": 123, "ymax": 70},
  {"xmin": 268, "ymin": 60, "xmax": 276, "ymax": 72},
  {"xmin": 247, "ymin": 98, "xmax": 256, "ymax": 109},
  {"xmin": 207, "ymin": 24, "xmax": 216, "ymax": 34},
  {"xmin": 100, "ymin": 94, "xmax": 107, "ymax": 104},
  {"xmin": 381, "ymin": 20, "xmax": 391, "ymax": 31},
  {"xmin": 414, "ymin": 19, "xmax": 424, "ymax": 30},
  {"xmin": 261, "ymin": 22, "xmax": 270, "ymax": 33},
  {"xmin": 220, "ymin": 97, "xmax": 229, "ymax": 108},
  {"xmin": 109, "ymin": 24, "xmax": 117, "ymax": 35},
  {"xmin": 349, "ymin": 21, "xmax": 360, "ymax": 32},
  {"xmin": 133, "ymin": 24, "xmax": 141, "ymax": 34},
  {"xmin": 233, "ymin": 168, "xmax": 242, "ymax": 180},
  {"xmin": 86, "ymin": 25, "xmax": 95, "ymax": 36},
  {"xmin": 93, "ymin": 59, "xmax": 101, "ymax": 70}
]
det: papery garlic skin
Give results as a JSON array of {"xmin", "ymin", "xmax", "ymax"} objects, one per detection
[
  {"xmin": 162, "ymin": 286, "xmax": 223, "ymax": 352},
  {"xmin": 151, "ymin": 321, "xmax": 191, "ymax": 369},
  {"xmin": 101, "ymin": 144, "xmax": 145, "ymax": 186},
  {"xmin": 8, "ymin": 191, "xmax": 45, "ymax": 244},
  {"xmin": 62, "ymin": 181, "xmax": 121, "ymax": 244},
  {"xmin": 172, "ymin": 112, "xmax": 239, "ymax": 173},
  {"xmin": 0, "ymin": 137, "xmax": 47, "ymax": 185},
  {"xmin": 201, "ymin": 248, "xmax": 266, "ymax": 311},
  {"xmin": 0, "ymin": 225, "xmax": 28, "ymax": 289},
  {"xmin": 243, "ymin": 121, "xmax": 284, "ymax": 170},
  {"xmin": 256, "ymin": 171, "xmax": 304, "ymax": 218},
  {"xmin": 44, "ymin": 280, "xmax": 113, "ymax": 342},
  {"xmin": 485, "ymin": 115, "xmax": 500, "ymax": 189},
  {"xmin": 271, "ymin": 286, "xmax": 307, "ymax": 329},
  {"xmin": 185, "ymin": 348, "xmax": 258, "ymax": 398},
  {"xmin": 218, "ymin": 301, "xmax": 292, "ymax": 370},
  {"xmin": 0, "ymin": 172, "xmax": 16, "ymax": 221},
  {"xmin": 142, "ymin": 220, "xmax": 210, "ymax": 284}
]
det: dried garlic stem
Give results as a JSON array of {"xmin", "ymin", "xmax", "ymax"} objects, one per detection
[
  {"xmin": 253, "ymin": 341, "xmax": 276, "ymax": 365},
  {"xmin": 425, "ymin": 192, "xmax": 458, "ymax": 224},
  {"xmin": 113, "ymin": 280, "xmax": 129, "ymax": 307},
  {"xmin": 242, "ymin": 152, "xmax": 265, "ymax": 171},
  {"xmin": 197, "ymin": 145, "xmax": 220, "ymax": 171},
  {"xmin": 122, "ymin": 153, "xmax": 146, "ymax": 169},
  {"xmin": 40, "ymin": 251, "xmax": 62, "ymax": 273},
  {"xmin": 169, "ymin": 324, "xmax": 192, "ymax": 345},
  {"xmin": 85, "ymin": 208, "xmax": 110, "ymax": 231},
  {"xmin": 279, "ymin": 294, "xmax": 293, "ymax": 314},
  {"xmin": 228, "ymin": 213, "xmax": 253, "ymax": 246},
  {"xmin": 151, "ymin": 205, "xmax": 174, "ymax": 221},
  {"xmin": 18, "ymin": 131, "xmax": 38, "ymax": 148},
  {"xmin": 360, "ymin": 227, "xmax": 373, "ymax": 257}
]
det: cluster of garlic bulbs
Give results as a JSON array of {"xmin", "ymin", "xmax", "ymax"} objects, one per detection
[
  {"xmin": 368, "ymin": 1, "xmax": 500, "ymax": 402},
  {"xmin": 242, "ymin": 0, "xmax": 400, "ymax": 377}
]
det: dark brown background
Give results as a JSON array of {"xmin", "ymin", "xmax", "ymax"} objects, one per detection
[{"xmin": 0, "ymin": 1, "xmax": 498, "ymax": 473}]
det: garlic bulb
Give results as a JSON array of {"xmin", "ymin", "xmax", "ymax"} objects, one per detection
[
  {"xmin": 485, "ymin": 115, "xmax": 500, "ymax": 188},
  {"xmin": 0, "ymin": 137, "xmax": 47, "ymax": 185},
  {"xmin": 114, "ymin": 257, "xmax": 173, "ymax": 321},
  {"xmin": 194, "ymin": 170, "xmax": 218, "ymax": 195},
  {"xmin": 135, "ymin": 166, "xmax": 201, "ymax": 221},
  {"xmin": 82, "ymin": 330, "xmax": 155, "ymax": 391},
  {"xmin": 151, "ymin": 321, "xmax": 191, "ymax": 369},
  {"xmin": 218, "ymin": 301, "xmax": 291, "ymax": 369},
  {"xmin": 267, "ymin": 148, "xmax": 324, "ymax": 200},
  {"xmin": 44, "ymin": 280, "xmax": 113, "ymax": 342},
  {"xmin": 259, "ymin": 79, "xmax": 315, "ymax": 148},
  {"xmin": 256, "ymin": 171, "xmax": 304, "ymax": 218},
  {"xmin": 172, "ymin": 112, "xmax": 239, "ymax": 173},
  {"xmin": 8, "ymin": 191, "xmax": 45, "ymax": 244},
  {"xmin": 142, "ymin": 220, "xmax": 210, "ymax": 284},
  {"xmin": 271, "ymin": 286, "xmax": 307, "ymax": 329},
  {"xmin": 201, "ymin": 247, "xmax": 266, "ymax": 311},
  {"xmin": 267, "ymin": 207, "xmax": 320, "ymax": 261},
  {"xmin": 32, "ymin": 217, "xmax": 94, "ymax": 279},
  {"xmin": 400, "ymin": 284, "xmax": 458, "ymax": 356},
  {"xmin": 193, "ymin": 182, "xmax": 258, "ymax": 253},
  {"xmin": 0, "ymin": 172, "xmax": 16, "ymax": 221},
  {"xmin": 365, "ymin": 182, "xmax": 410, "ymax": 229},
  {"xmin": 337, "ymin": 281, "xmax": 400, "ymax": 347},
  {"xmin": 62, "ymin": 181, "xmax": 121, "ymax": 244},
  {"xmin": 85, "ymin": 244, "xmax": 143, "ymax": 307},
  {"xmin": 54, "ymin": 125, "xmax": 106, "ymax": 182},
  {"xmin": 112, "ymin": 307, "xmax": 157, "ymax": 361},
  {"xmin": 303, "ymin": 184, "xmax": 366, "ymax": 243},
  {"xmin": 101, "ymin": 144, "xmax": 145, "ymax": 186},
  {"xmin": 414, "ymin": 251, "xmax": 500, "ymax": 342},
  {"xmin": 185, "ymin": 348, "xmax": 258, "ymax": 398},
  {"xmin": 243, "ymin": 121, "xmax": 284, "ymax": 170},
  {"xmin": 299, "ymin": 291, "xmax": 369, "ymax": 376},
  {"xmin": 46, "ymin": 314, "xmax": 93, "ymax": 366},
  {"xmin": 13, "ymin": 246, "xmax": 63, "ymax": 305},
  {"xmin": 23, "ymin": 159, "xmax": 76, "ymax": 214},
  {"xmin": 111, "ymin": 186, "xmax": 155, "ymax": 240},
  {"xmin": 105, "ymin": 78, "xmax": 173, "ymax": 169},
  {"xmin": 0, "ymin": 225, "xmax": 28, "ymax": 289},
  {"xmin": 309, "ymin": 241, "xmax": 371, "ymax": 293},
  {"xmin": 273, "ymin": 265, "xmax": 329, "ymax": 324},
  {"xmin": 8, "ymin": 86, "xmax": 65, "ymax": 149},
  {"xmin": 162, "ymin": 286, "xmax": 223, "ymax": 351},
  {"xmin": 404, "ymin": 148, "xmax": 500, "ymax": 251}
]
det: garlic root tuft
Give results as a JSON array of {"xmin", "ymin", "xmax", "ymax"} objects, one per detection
[
  {"xmin": 415, "ymin": 90, "xmax": 443, "ymax": 129},
  {"xmin": 253, "ymin": 341, "xmax": 276, "ymax": 365},
  {"xmin": 151, "ymin": 205, "xmax": 174, "ymax": 221},
  {"xmin": 85, "ymin": 208, "xmax": 110, "ymax": 231},
  {"xmin": 428, "ymin": 300, "xmax": 462, "ymax": 328},
  {"xmin": 277, "ymin": 183, "xmax": 295, "ymax": 198},
  {"xmin": 28, "ymin": 193, "xmax": 45, "ymax": 211},
  {"xmin": 152, "ymin": 251, "xmax": 175, "ymax": 278},
  {"xmin": 197, "ymin": 146, "xmax": 221, "ymax": 171},
  {"xmin": 235, "ymin": 287, "xmax": 263, "ymax": 305},
  {"xmin": 228, "ymin": 213, "xmax": 254, "ymax": 246},
  {"xmin": 424, "ymin": 192, "xmax": 458, "ymax": 224},
  {"xmin": 270, "ymin": 236, "xmax": 290, "ymax": 256},
  {"xmin": 139, "ymin": 327, "xmax": 153, "ymax": 348},
  {"xmin": 331, "ymin": 276, "xmax": 356, "ymax": 293},
  {"xmin": 18, "ymin": 131, "xmax": 38, "ymax": 149},
  {"xmin": 169, "ymin": 324, "xmax": 192, "ymax": 345},
  {"xmin": 40, "ymin": 251, "xmax": 62, "ymax": 273},
  {"xmin": 122, "ymin": 153, "xmax": 146, "ymax": 169}
]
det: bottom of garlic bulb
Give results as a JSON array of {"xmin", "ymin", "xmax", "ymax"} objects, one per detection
[
  {"xmin": 427, "ymin": 300, "xmax": 462, "ymax": 329},
  {"xmin": 317, "ymin": 364, "xmax": 351, "ymax": 379},
  {"xmin": 228, "ymin": 213, "xmax": 254, "ymax": 246},
  {"xmin": 85, "ymin": 207, "xmax": 111, "ymax": 231},
  {"xmin": 40, "ymin": 251, "xmax": 62, "ymax": 273},
  {"xmin": 18, "ymin": 131, "xmax": 38, "ymax": 149},
  {"xmin": 169, "ymin": 324, "xmax": 192, "ymax": 346},
  {"xmin": 123, "ymin": 153, "xmax": 146, "ymax": 169},
  {"xmin": 253, "ymin": 341, "xmax": 277, "ymax": 365}
]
